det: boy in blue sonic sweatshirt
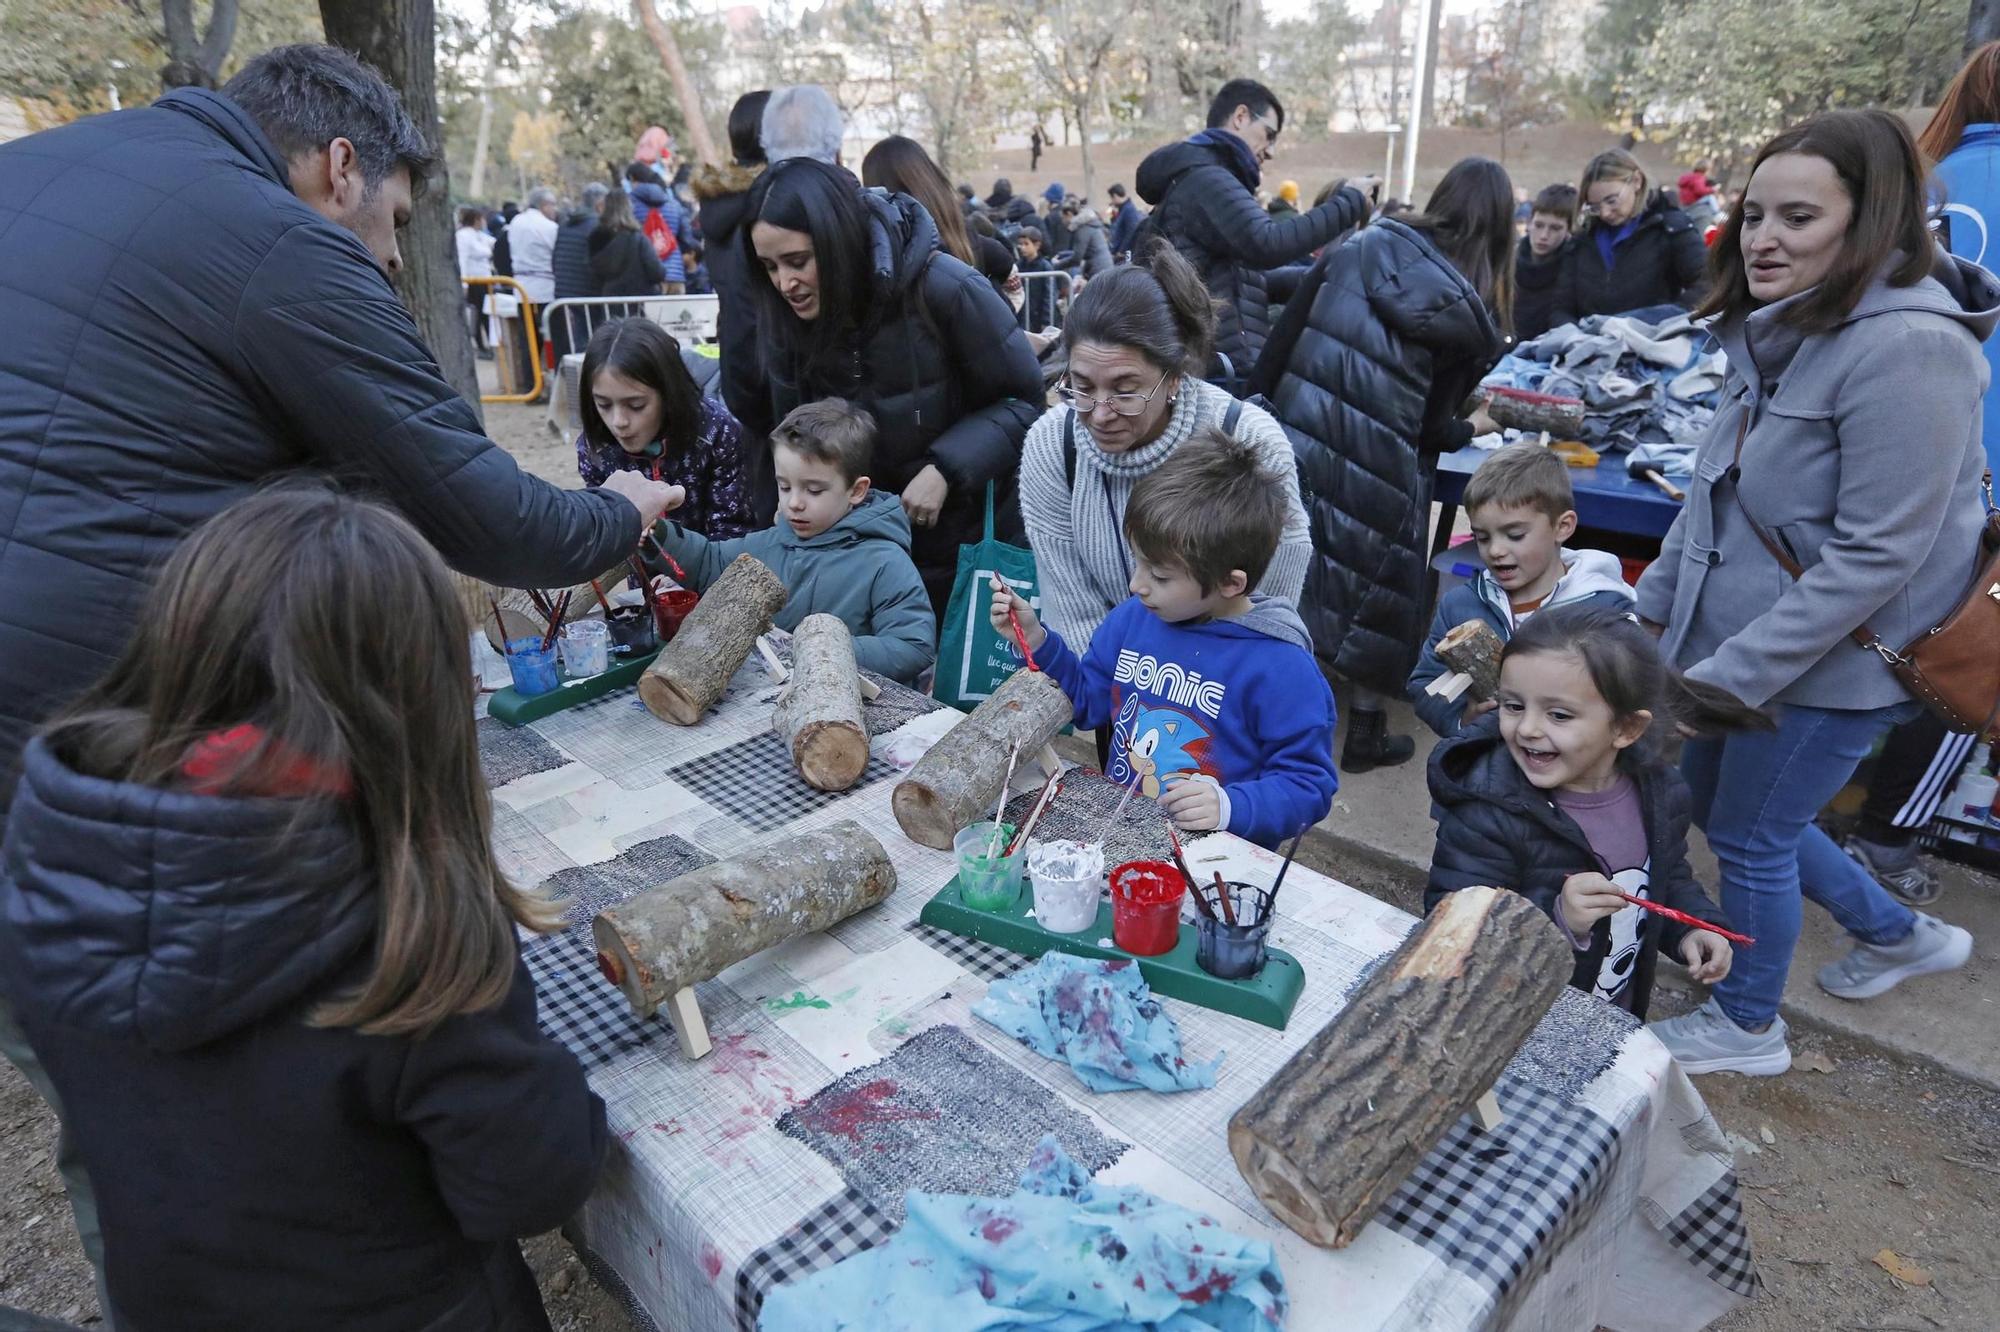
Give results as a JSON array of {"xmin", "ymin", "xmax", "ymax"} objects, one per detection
[
  {"xmin": 648, "ymin": 398, "xmax": 935, "ymax": 683},
  {"xmin": 991, "ymin": 429, "xmax": 1336, "ymax": 848},
  {"xmin": 1408, "ymin": 443, "xmax": 1634, "ymax": 737}
]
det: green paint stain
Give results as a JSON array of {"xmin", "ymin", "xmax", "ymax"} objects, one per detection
[
  {"xmin": 831, "ymin": 986, "xmax": 861, "ymax": 1003},
  {"xmin": 765, "ymin": 990, "xmax": 831, "ymax": 1012}
]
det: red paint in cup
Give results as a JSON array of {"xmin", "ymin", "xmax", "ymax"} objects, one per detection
[
  {"xmin": 1110, "ymin": 859, "xmax": 1185, "ymax": 956},
  {"xmin": 654, "ymin": 588, "xmax": 699, "ymax": 641}
]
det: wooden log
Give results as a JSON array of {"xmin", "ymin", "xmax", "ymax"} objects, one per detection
[
  {"xmin": 1485, "ymin": 386, "xmax": 1586, "ymax": 437},
  {"xmin": 1227, "ymin": 886, "xmax": 1571, "ymax": 1249},
  {"xmin": 637, "ymin": 553, "xmax": 789, "ymax": 725},
  {"xmin": 891, "ymin": 668, "xmax": 1075, "ymax": 849},
  {"xmin": 591, "ymin": 820, "xmax": 896, "ymax": 1018},
  {"xmin": 773, "ymin": 614, "xmax": 870, "ymax": 792},
  {"xmin": 1435, "ymin": 619, "xmax": 1504, "ymax": 703}
]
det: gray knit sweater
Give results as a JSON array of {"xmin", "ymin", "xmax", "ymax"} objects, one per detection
[{"xmin": 1018, "ymin": 378, "xmax": 1311, "ymax": 647}]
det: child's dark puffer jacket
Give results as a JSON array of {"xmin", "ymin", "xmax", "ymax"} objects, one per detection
[{"xmin": 1425, "ymin": 715, "xmax": 1733, "ymax": 1018}]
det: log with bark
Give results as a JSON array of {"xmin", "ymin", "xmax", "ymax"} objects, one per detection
[
  {"xmin": 891, "ymin": 668, "xmax": 1075, "ymax": 849},
  {"xmin": 773, "ymin": 614, "xmax": 870, "ymax": 792},
  {"xmin": 638, "ymin": 554, "xmax": 789, "ymax": 724},
  {"xmin": 1424, "ymin": 619, "xmax": 1505, "ymax": 703},
  {"xmin": 591, "ymin": 820, "xmax": 896, "ymax": 1019},
  {"xmin": 1227, "ymin": 886, "xmax": 1571, "ymax": 1249}
]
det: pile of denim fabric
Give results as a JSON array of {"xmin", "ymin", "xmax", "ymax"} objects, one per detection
[{"xmin": 1481, "ymin": 304, "xmax": 1724, "ymax": 471}]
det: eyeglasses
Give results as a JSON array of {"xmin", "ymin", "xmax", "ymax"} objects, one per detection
[
  {"xmin": 1055, "ymin": 370, "xmax": 1171, "ymax": 417},
  {"xmin": 1250, "ymin": 115, "xmax": 1282, "ymax": 144}
]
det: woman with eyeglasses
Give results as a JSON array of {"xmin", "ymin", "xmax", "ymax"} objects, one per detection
[
  {"xmin": 1553, "ymin": 149, "xmax": 1708, "ymax": 326},
  {"xmin": 731, "ymin": 156, "xmax": 1043, "ymax": 616},
  {"xmin": 1249, "ymin": 157, "xmax": 1512, "ymax": 772},
  {"xmin": 1017, "ymin": 240, "xmax": 1310, "ymax": 654}
]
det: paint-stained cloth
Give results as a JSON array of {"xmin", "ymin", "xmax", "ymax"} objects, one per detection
[
  {"xmin": 756, "ymin": 1134, "xmax": 1286, "ymax": 1331},
  {"xmin": 972, "ymin": 953, "xmax": 1221, "ymax": 1093}
]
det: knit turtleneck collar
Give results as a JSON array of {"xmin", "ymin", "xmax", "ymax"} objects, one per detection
[{"xmin": 1075, "ymin": 379, "xmax": 1204, "ymax": 479}]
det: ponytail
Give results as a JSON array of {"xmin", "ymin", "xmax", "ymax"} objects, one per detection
[{"xmin": 1063, "ymin": 238, "xmax": 1217, "ymax": 376}]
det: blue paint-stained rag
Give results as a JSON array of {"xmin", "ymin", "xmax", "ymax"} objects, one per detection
[
  {"xmin": 971, "ymin": 953, "xmax": 1221, "ymax": 1093},
  {"xmin": 757, "ymin": 1134, "xmax": 1286, "ymax": 1331}
]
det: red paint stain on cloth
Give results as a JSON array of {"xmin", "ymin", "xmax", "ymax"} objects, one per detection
[
  {"xmin": 792, "ymin": 1078, "xmax": 938, "ymax": 1145},
  {"xmin": 700, "ymin": 1244, "xmax": 725, "ymax": 1281},
  {"xmin": 978, "ymin": 1214, "xmax": 1020, "ymax": 1244},
  {"xmin": 1176, "ymin": 1268, "xmax": 1235, "ymax": 1305}
]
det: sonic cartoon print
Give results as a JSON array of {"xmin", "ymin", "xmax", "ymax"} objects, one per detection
[{"xmin": 1109, "ymin": 694, "xmax": 1216, "ymax": 797}]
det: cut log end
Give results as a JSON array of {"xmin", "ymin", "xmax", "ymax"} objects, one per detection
[
  {"xmin": 795, "ymin": 719, "xmax": 869, "ymax": 792},
  {"xmin": 590, "ymin": 917, "xmax": 656, "ymax": 1017},
  {"xmin": 637, "ymin": 673, "xmax": 704, "ymax": 727},
  {"xmin": 891, "ymin": 783, "xmax": 954, "ymax": 850}
]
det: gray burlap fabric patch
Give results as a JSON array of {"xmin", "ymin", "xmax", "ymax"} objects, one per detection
[{"xmin": 477, "ymin": 715, "xmax": 569, "ymax": 788}]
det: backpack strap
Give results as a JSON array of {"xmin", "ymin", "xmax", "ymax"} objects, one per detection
[
  {"xmin": 1064, "ymin": 408, "xmax": 1078, "ymax": 488},
  {"xmin": 1223, "ymin": 397, "xmax": 1243, "ymax": 434}
]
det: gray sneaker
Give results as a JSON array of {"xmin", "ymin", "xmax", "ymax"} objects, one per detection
[
  {"xmin": 1817, "ymin": 912, "xmax": 1973, "ymax": 1000},
  {"xmin": 1648, "ymin": 998, "xmax": 1793, "ymax": 1076},
  {"xmin": 1842, "ymin": 834, "xmax": 1940, "ymax": 906}
]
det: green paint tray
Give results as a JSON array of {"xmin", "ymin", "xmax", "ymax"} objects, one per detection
[
  {"xmin": 488, "ymin": 646, "xmax": 662, "ymax": 726},
  {"xmin": 919, "ymin": 877, "xmax": 1304, "ymax": 1030}
]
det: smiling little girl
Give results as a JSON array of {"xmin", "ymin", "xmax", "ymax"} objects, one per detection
[
  {"xmin": 1426, "ymin": 604, "xmax": 1764, "ymax": 1022},
  {"xmin": 575, "ymin": 317, "xmax": 756, "ymax": 538}
]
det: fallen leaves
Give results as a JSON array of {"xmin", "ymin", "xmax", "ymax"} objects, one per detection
[
  {"xmin": 1793, "ymin": 1049, "xmax": 1837, "ymax": 1074},
  {"xmin": 1871, "ymin": 1248, "xmax": 1932, "ymax": 1287}
]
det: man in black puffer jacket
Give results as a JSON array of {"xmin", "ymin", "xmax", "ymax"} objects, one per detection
[
  {"xmin": 1136, "ymin": 79, "xmax": 1375, "ymax": 377},
  {"xmin": 1251, "ymin": 217, "xmax": 1501, "ymax": 762},
  {"xmin": 0, "ymin": 46, "xmax": 678, "ymax": 805},
  {"xmin": 549, "ymin": 181, "xmax": 608, "ymax": 361}
]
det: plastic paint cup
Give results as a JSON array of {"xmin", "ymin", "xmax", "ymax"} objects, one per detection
[
  {"xmin": 653, "ymin": 588, "xmax": 700, "ymax": 641},
  {"xmin": 1196, "ymin": 882, "xmax": 1273, "ymax": 980},
  {"xmin": 1110, "ymin": 859, "xmax": 1185, "ymax": 956},
  {"xmin": 504, "ymin": 637, "xmax": 561, "ymax": 697},
  {"xmin": 954, "ymin": 822, "xmax": 1024, "ymax": 911},
  {"xmin": 605, "ymin": 606, "xmax": 657, "ymax": 655},
  {"xmin": 558, "ymin": 619, "xmax": 609, "ymax": 677},
  {"xmin": 1957, "ymin": 773, "xmax": 1999, "ymax": 823},
  {"xmin": 1027, "ymin": 839, "xmax": 1105, "ymax": 934}
]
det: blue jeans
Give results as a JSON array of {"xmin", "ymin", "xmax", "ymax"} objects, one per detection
[{"xmin": 1681, "ymin": 701, "xmax": 1920, "ymax": 1029}]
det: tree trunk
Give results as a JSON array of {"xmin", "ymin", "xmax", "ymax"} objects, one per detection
[
  {"xmin": 773, "ymin": 614, "xmax": 870, "ymax": 792},
  {"xmin": 638, "ymin": 553, "xmax": 789, "ymax": 725},
  {"xmin": 1076, "ymin": 96, "xmax": 1096, "ymax": 204},
  {"xmin": 467, "ymin": 0, "xmax": 505, "ymax": 201},
  {"xmin": 592, "ymin": 820, "xmax": 897, "ymax": 1017},
  {"xmin": 633, "ymin": 0, "xmax": 721, "ymax": 165},
  {"xmin": 892, "ymin": 668, "xmax": 1074, "ymax": 849},
  {"xmin": 160, "ymin": 0, "xmax": 240, "ymax": 90},
  {"xmin": 1228, "ymin": 887, "xmax": 1571, "ymax": 1249},
  {"xmin": 320, "ymin": 0, "xmax": 483, "ymax": 419},
  {"xmin": 1972, "ymin": 0, "xmax": 2000, "ymax": 51},
  {"xmin": 1434, "ymin": 620, "xmax": 1504, "ymax": 701}
]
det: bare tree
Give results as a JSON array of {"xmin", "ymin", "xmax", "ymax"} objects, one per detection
[
  {"xmin": 160, "ymin": 0, "xmax": 240, "ymax": 90},
  {"xmin": 633, "ymin": 0, "xmax": 720, "ymax": 165},
  {"xmin": 320, "ymin": 0, "xmax": 482, "ymax": 417},
  {"xmin": 1972, "ymin": 0, "xmax": 2000, "ymax": 49},
  {"xmin": 1004, "ymin": 0, "xmax": 1124, "ymax": 199}
]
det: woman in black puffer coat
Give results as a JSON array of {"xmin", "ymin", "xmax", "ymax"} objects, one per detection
[
  {"xmin": 1251, "ymin": 158, "xmax": 1511, "ymax": 772},
  {"xmin": 729, "ymin": 158, "xmax": 1044, "ymax": 615},
  {"xmin": 1552, "ymin": 150, "xmax": 1707, "ymax": 325}
]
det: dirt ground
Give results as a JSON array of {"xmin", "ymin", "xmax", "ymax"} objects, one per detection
[{"xmin": 6, "ymin": 842, "xmax": 1994, "ymax": 1330}]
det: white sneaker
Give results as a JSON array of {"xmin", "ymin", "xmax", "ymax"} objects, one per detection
[
  {"xmin": 1648, "ymin": 998, "xmax": 1793, "ymax": 1076},
  {"xmin": 1817, "ymin": 912, "xmax": 1973, "ymax": 1000}
]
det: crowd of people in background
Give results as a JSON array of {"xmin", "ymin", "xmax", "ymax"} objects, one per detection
[{"xmin": 0, "ymin": 34, "xmax": 1996, "ymax": 1332}]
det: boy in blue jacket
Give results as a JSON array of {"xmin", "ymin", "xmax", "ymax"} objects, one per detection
[
  {"xmin": 990, "ymin": 429, "xmax": 1336, "ymax": 848},
  {"xmin": 649, "ymin": 398, "xmax": 935, "ymax": 683},
  {"xmin": 1408, "ymin": 442, "xmax": 1634, "ymax": 737}
]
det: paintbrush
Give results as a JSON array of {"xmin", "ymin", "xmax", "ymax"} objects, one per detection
[
  {"xmin": 1004, "ymin": 769, "xmax": 1063, "ymax": 856},
  {"xmin": 990, "ymin": 576, "xmax": 1040, "ymax": 672},
  {"xmin": 1213, "ymin": 870, "xmax": 1237, "ymax": 925},
  {"xmin": 628, "ymin": 555, "xmax": 660, "ymax": 618},
  {"xmin": 1259, "ymin": 827, "xmax": 1308, "ymax": 926},
  {"xmin": 987, "ymin": 741, "xmax": 1020, "ymax": 858},
  {"xmin": 488, "ymin": 596, "xmax": 510, "ymax": 652},
  {"xmin": 539, "ymin": 590, "xmax": 572, "ymax": 652},
  {"xmin": 1611, "ymin": 891, "xmax": 1756, "ymax": 946},
  {"xmin": 1166, "ymin": 827, "xmax": 1217, "ymax": 921},
  {"xmin": 590, "ymin": 578, "xmax": 612, "ymax": 613},
  {"xmin": 1097, "ymin": 770, "xmax": 1142, "ymax": 843},
  {"xmin": 526, "ymin": 588, "xmax": 554, "ymax": 618},
  {"xmin": 647, "ymin": 523, "xmax": 690, "ymax": 583}
]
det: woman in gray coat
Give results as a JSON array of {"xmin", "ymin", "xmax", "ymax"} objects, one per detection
[{"xmin": 1640, "ymin": 111, "xmax": 1988, "ymax": 1076}]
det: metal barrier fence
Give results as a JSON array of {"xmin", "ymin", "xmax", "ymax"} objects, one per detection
[
  {"xmin": 1015, "ymin": 269, "xmax": 1072, "ymax": 333},
  {"xmin": 536, "ymin": 296, "xmax": 723, "ymax": 435},
  {"xmin": 462, "ymin": 275, "xmax": 544, "ymax": 403}
]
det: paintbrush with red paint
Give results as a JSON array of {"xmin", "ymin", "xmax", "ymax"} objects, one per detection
[
  {"xmin": 628, "ymin": 555, "xmax": 660, "ymax": 619},
  {"xmin": 646, "ymin": 523, "xmax": 690, "ymax": 584},
  {"xmin": 488, "ymin": 596, "xmax": 510, "ymax": 651},
  {"xmin": 590, "ymin": 578, "xmax": 613, "ymax": 613},
  {"xmin": 1166, "ymin": 827, "xmax": 1218, "ymax": 922},
  {"xmin": 1007, "ymin": 606, "xmax": 1040, "ymax": 672},
  {"xmin": 1212, "ymin": 871, "xmax": 1238, "ymax": 925},
  {"xmin": 1612, "ymin": 891, "xmax": 1755, "ymax": 947}
]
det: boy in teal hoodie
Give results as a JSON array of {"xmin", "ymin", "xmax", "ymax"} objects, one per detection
[
  {"xmin": 991, "ymin": 429, "xmax": 1337, "ymax": 848},
  {"xmin": 649, "ymin": 399, "xmax": 935, "ymax": 683}
]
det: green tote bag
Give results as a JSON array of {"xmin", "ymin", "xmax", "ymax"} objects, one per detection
[{"xmin": 934, "ymin": 482, "xmax": 1039, "ymax": 712}]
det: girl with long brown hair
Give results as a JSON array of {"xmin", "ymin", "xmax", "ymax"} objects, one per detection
[
  {"xmin": 0, "ymin": 485, "xmax": 605, "ymax": 1330},
  {"xmin": 861, "ymin": 134, "xmax": 1018, "ymax": 295}
]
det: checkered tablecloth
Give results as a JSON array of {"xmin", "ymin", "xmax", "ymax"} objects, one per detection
[{"xmin": 480, "ymin": 646, "xmax": 1759, "ymax": 1332}]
